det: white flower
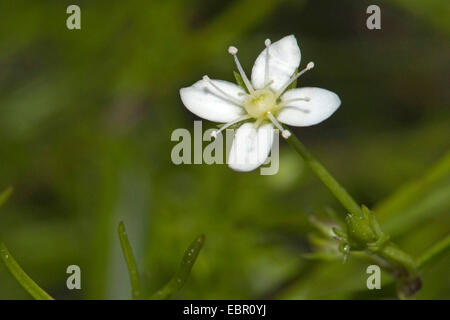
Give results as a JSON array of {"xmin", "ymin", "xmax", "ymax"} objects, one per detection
[{"xmin": 180, "ymin": 35, "xmax": 341, "ymax": 172}]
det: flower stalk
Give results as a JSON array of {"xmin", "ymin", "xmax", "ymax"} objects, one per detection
[{"xmin": 286, "ymin": 134, "xmax": 362, "ymax": 218}]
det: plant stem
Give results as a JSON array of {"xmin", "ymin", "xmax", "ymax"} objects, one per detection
[
  {"xmin": 286, "ymin": 133, "xmax": 421, "ymax": 294},
  {"xmin": 378, "ymin": 242, "xmax": 417, "ymax": 272},
  {"xmin": 286, "ymin": 134, "xmax": 362, "ymax": 217},
  {"xmin": 118, "ymin": 221, "xmax": 142, "ymax": 300},
  {"xmin": 0, "ymin": 238, "xmax": 54, "ymax": 300},
  {"xmin": 417, "ymin": 234, "xmax": 450, "ymax": 269}
]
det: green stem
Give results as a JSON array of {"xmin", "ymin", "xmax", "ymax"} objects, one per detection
[
  {"xmin": 417, "ymin": 234, "xmax": 450, "ymax": 269},
  {"xmin": 0, "ymin": 238, "xmax": 54, "ymax": 300},
  {"xmin": 286, "ymin": 134, "xmax": 420, "ymax": 294},
  {"xmin": 378, "ymin": 243, "xmax": 417, "ymax": 272},
  {"xmin": 286, "ymin": 134, "xmax": 362, "ymax": 217},
  {"xmin": 118, "ymin": 221, "xmax": 142, "ymax": 300}
]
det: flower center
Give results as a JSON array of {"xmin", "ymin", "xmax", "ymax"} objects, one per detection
[{"xmin": 243, "ymin": 89, "xmax": 278, "ymax": 119}]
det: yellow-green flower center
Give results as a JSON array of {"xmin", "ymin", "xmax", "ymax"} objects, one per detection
[{"xmin": 243, "ymin": 89, "xmax": 278, "ymax": 119}]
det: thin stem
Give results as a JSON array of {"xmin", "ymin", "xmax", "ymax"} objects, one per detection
[
  {"xmin": 286, "ymin": 134, "xmax": 362, "ymax": 217},
  {"xmin": 378, "ymin": 243, "xmax": 417, "ymax": 272},
  {"xmin": 0, "ymin": 238, "xmax": 54, "ymax": 300},
  {"xmin": 118, "ymin": 221, "xmax": 142, "ymax": 300},
  {"xmin": 417, "ymin": 234, "xmax": 450, "ymax": 269},
  {"xmin": 149, "ymin": 234, "xmax": 205, "ymax": 300},
  {"xmin": 287, "ymin": 134, "xmax": 421, "ymax": 297}
]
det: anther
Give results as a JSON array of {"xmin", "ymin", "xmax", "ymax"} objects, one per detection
[
  {"xmin": 281, "ymin": 130, "xmax": 291, "ymax": 139},
  {"xmin": 228, "ymin": 46, "xmax": 238, "ymax": 55},
  {"xmin": 266, "ymin": 112, "xmax": 291, "ymax": 139}
]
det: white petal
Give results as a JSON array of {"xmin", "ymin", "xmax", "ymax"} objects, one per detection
[
  {"xmin": 228, "ymin": 122, "xmax": 274, "ymax": 172},
  {"xmin": 251, "ymin": 35, "xmax": 301, "ymax": 91},
  {"xmin": 180, "ymin": 79, "xmax": 246, "ymax": 123},
  {"xmin": 277, "ymin": 87, "xmax": 341, "ymax": 127}
]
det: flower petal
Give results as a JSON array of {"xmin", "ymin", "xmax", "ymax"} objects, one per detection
[
  {"xmin": 180, "ymin": 79, "xmax": 246, "ymax": 123},
  {"xmin": 277, "ymin": 87, "xmax": 341, "ymax": 127},
  {"xmin": 228, "ymin": 122, "xmax": 274, "ymax": 172},
  {"xmin": 251, "ymin": 35, "xmax": 301, "ymax": 91}
]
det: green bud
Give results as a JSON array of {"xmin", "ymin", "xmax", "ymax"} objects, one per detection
[{"xmin": 345, "ymin": 206, "xmax": 379, "ymax": 249}]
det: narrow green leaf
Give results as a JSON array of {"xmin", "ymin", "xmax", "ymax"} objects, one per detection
[
  {"xmin": 376, "ymin": 150, "xmax": 450, "ymax": 219},
  {"xmin": 375, "ymin": 150, "xmax": 450, "ymax": 235},
  {"xmin": 418, "ymin": 234, "xmax": 450, "ymax": 269},
  {"xmin": 149, "ymin": 234, "xmax": 205, "ymax": 300},
  {"xmin": 0, "ymin": 239, "xmax": 53, "ymax": 300},
  {"xmin": 118, "ymin": 221, "xmax": 142, "ymax": 299},
  {"xmin": 0, "ymin": 187, "xmax": 13, "ymax": 209},
  {"xmin": 0, "ymin": 187, "xmax": 53, "ymax": 299}
]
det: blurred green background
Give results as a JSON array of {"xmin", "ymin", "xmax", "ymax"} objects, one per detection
[{"xmin": 0, "ymin": 0, "xmax": 449, "ymax": 299}]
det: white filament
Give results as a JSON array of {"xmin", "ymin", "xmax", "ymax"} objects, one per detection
[
  {"xmin": 211, "ymin": 115, "xmax": 251, "ymax": 139},
  {"xmin": 276, "ymin": 61, "xmax": 315, "ymax": 97},
  {"xmin": 266, "ymin": 112, "xmax": 291, "ymax": 139},
  {"xmin": 228, "ymin": 46, "xmax": 255, "ymax": 94},
  {"xmin": 203, "ymin": 75, "xmax": 244, "ymax": 106},
  {"xmin": 264, "ymin": 39, "xmax": 271, "ymax": 86}
]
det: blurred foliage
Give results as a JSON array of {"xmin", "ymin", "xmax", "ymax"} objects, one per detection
[{"xmin": 0, "ymin": 0, "xmax": 449, "ymax": 299}]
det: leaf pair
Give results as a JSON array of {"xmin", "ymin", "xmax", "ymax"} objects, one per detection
[{"xmin": 118, "ymin": 221, "xmax": 205, "ymax": 300}]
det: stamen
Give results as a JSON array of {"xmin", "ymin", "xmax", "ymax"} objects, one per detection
[
  {"xmin": 266, "ymin": 112, "xmax": 291, "ymax": 139},
  {"xmin": 203, "ymin": 75, "xmax": 244, "ymax": 106},
  {"xmin": 211, "ymin": 115, "xmax": 252, "ymax": 139},
  {"xmin": 228, "ymin": 46, "xmax": 255, "ymax": 94},
  {"xmin": 276, "ymin": 61, "xmax": 315, "ymax": 97},
  {"xmin": 264, "ymin": 39, "xmax": 271, "ymax": 86}
]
